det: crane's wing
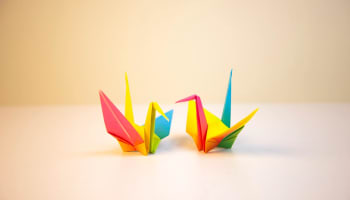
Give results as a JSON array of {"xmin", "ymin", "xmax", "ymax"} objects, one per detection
[
  {"xmin": 99, "ymin": 90, "xmax": 144, "ymax": 146},
  {"xmin": 217, "ymin": 126, "xmax": 244, "ymax": 148},
  {"xmin": 154, "ymin": 109, "xmax": 174, "ymax": 139},
  {"xmin": 205, "ymin": 108, "xmax": 259, "ymax": 152}
]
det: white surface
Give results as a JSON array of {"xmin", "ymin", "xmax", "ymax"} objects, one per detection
[{"xmin": 0, "ymin": 104, "xmax": 349, "ymax": 200}]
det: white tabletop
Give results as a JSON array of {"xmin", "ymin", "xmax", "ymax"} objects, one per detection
[{"xmin": 0, "ymin": 104, "xmax": 349, "ymax": 200}]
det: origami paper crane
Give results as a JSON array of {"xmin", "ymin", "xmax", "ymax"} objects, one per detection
[
  {"xmin": 99, "ymin": 73, "xmax": 173, "ymax": 155},
  {"xmin": 176, "ymin": 70, "xmax": 258, "ymax": 153}
]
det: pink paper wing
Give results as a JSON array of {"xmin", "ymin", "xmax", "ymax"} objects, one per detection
[{"xmin": 99, "ymin": 91, "xmax": 144, "ymax": 145}]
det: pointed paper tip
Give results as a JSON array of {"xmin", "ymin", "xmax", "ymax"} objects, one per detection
[
  {"xmin": 162, "ymin": 114, "xmax": 169, "ymax": 122},
  {"xmin": 175, "ymin": 99, "xmax": 183, "ymax": 104},
  {"xmin": 135, "ymin": 143, "xmax": 148, "ymax": 156},
  {"xmin": 175, "ymin": 95, "xmax": 197, "ymax": 104},
  {"xmin": 99, "ymin": 90, "xmax": 107, "ymax": 98},
  {"xmin": 125, "ymin": 72, "xmax": 129, "ymax": 84},
  {"xmin": 152, "ymin": 102, "xmax": 169, "ymax": 121},
  {"xmin": 244, "ymin": 107, "xmax": 259, "ymax": 124}
]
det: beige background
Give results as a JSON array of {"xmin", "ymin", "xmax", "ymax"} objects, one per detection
[
  {"xmin": 1, "ymin": 0, "xmax": 350, "ymax": 105},
  {"xmin": 1, "ymin": 1, "xmax": 350, "ymax": 199}
]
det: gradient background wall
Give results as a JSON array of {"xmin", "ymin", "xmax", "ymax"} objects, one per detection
[{"xmin": 1, "ymin": 0, "xmax": 349, "ymax": 105}]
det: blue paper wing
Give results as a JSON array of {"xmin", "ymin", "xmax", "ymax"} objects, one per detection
[{"xmin": 154, "ymin": 110, "xmax": 174, "ymax": 139}]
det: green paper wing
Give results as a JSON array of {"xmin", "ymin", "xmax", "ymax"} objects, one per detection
[{"xmin": 217, "ymin": 126, "xmax": 244, "ymax": 149}]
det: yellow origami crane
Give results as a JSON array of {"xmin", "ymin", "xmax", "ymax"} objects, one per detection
[
  {"xmin": 176, "ymin": 70, "xmax": 258, "ymax": 153},
  {"xmin": 99, "ymin": 73, "xmax": 174, "ymax": 155}
]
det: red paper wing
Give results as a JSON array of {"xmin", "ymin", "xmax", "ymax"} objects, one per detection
[{"xmin": 99, "ymin": 90, "xmax": 144, "ymax": 146}]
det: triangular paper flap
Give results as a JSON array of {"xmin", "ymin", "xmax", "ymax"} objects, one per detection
[
  {"xmin": 204, "ymin": 108, "xmax": 258, "ymax": 153},
  {"xmin": 99, "ymin": 90, "xmax": 144, "ymax": 146},
  {"xmin": 125, "ymin": 72, "xmax": 134, "ymax": 123},
  {"xmin": 208, "ymin": 108, "xmax": 258, "ymax": 146},
  {"xmin": 204, "ymin": 108, "xmax": 229, "ymax": 140},
  {"xmin": 154, "ymin": 110, "xmax": 174, "ymax": 139},
  {"xmin": 135, "ymin": 143, "xmax": 148, "ymax": 155},
  {"xmin": 221, "ymin": 69, "xmax": 232, "ymax": 127},
  {"xmin": 203, "ymin": 108, "xmax": 230, "ymax": 152},
  {"xmin": 152, "ymin": 102, "xmax": 169, "ymax": 121},
  {"xmin": 150, "ymin": 134, "xmax": 161, "ymax": 153},
  {"xmin": 118, "ymin": 140, "xmax": 137, "ymax": 152},
  {"xmin": 217, "ymin": 126, "xmax": 244, "ymax": 148}
]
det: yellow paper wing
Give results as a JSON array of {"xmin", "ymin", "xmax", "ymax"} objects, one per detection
[
  {"xmin": 205, "ymin": 108, "xmax": 259, "ymax": 152},
  {"xmin": 229, "ymin": 108, "xmax": 259, "ymax": 134},
  {"xmin": 203, "ymin": 109, "xmax": 229, "ymax": 152},
  {"xmin": 204, "ymin": 108, "xmax": 229, "ymax": 140}
]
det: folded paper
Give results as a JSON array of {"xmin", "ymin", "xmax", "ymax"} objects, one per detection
[
  {"xmin": 176, "ymin": 69, "xmax": 258, "ymax": 153},
  {"xmin": 99, "ymin": 73, "xmax": 173, "ymax": 155}
]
